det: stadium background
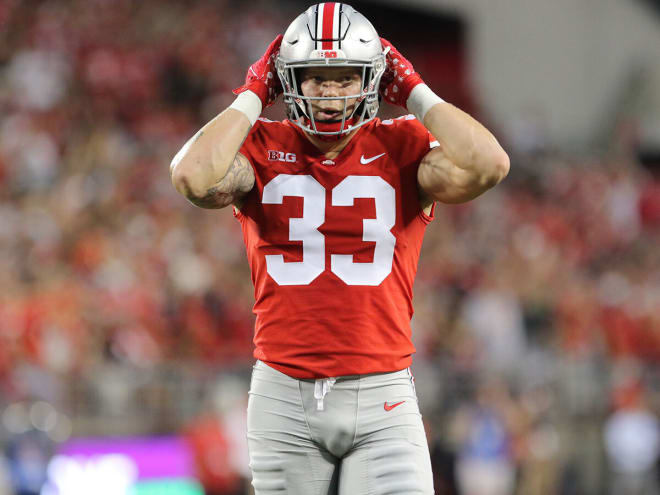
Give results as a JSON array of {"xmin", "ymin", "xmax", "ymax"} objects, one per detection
[{"xmin": 1, "ymin": 0, "xmax": 660, "ymax": 494}]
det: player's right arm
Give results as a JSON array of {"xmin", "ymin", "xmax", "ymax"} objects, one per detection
[
  {"xmin": 170, "ymin": 35, "xmax": 283, "ymax": 209},
  {"xmin": 170, "ymin": 111, "xmax": 254, "ymax": 209}
]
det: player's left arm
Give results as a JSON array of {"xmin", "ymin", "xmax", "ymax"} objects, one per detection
[
  {"xmin": 416, "ymin": 102, "xmax": 510, "ymax": 204},
  {"xmin": 380, "ymin": 38, "xmax": 509, "ymax": 204}
]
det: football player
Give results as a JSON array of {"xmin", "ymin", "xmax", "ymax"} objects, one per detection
[{"xmin": 171, "ymin": 3, "xmax": 509, "ymax": 494}]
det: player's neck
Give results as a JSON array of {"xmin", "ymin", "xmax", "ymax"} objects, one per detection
[{"xmin": 304, "ymin": 128, "xmax": 359, "ymax": 159}]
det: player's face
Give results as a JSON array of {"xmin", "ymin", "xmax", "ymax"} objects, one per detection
[{"xmin": 299, "ymin": 67, "xmax": 362, "ymax": 122}]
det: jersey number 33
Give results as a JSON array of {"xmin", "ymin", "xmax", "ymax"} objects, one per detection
[{"xmin": 262, "ymin": 174, "xmax": 396, "ymax": 286}]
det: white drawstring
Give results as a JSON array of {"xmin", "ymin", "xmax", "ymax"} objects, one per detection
[{"xmin": 314, "ymin": 377, "xmax": 336, "ymax": 411}]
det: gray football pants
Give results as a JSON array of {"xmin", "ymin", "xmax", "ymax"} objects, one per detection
[{"xmin": 247, "ymin": 360, "xmax": 434, "ymax": 495}]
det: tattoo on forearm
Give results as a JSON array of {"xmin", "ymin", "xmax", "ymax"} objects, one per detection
[{"xmin": 187, "ymin": 155, "xmax": 254, "ymax": 209}]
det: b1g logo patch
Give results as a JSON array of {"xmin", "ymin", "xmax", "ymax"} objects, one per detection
[{"xmin": 268, "ymin": 151, "xmax": 297, "ymax": 163}]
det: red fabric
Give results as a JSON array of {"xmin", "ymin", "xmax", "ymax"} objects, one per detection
[
  {"xmin": 235, "ymin": 115, "xmax": 435, "ymax": 378},
  {"xmin": 321, "ymin": 3, "xmax": 336, "ymax": 50},
  {"xmin": 379, "ymin": 37, "xmax": 424, "ymax": 109},
  {"xmin": 233, "ymin": 35, "xmax": 283, "ymax": 107}
]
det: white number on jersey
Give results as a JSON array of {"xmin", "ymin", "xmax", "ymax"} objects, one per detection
[
  {"xmin": 331, "ymin": 176, "xmax": 396, "ymax": 286},
  {"xmin": 262, "ymin": 175, "xmax": 325, "ymax": 285},
  {"xmin": 262, "ymin": 174, "xmax": 396, "ymax": 286}
]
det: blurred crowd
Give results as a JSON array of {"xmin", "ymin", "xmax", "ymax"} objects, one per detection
[{"xmin": 1, "ymin": 1, "xmax": 660, "ymax": 494}]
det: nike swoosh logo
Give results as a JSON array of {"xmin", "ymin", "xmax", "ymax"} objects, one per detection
[
  {"xmin": 384, "ymin": 401, "xmax": 405, "ymax": 411},
  {"xmin": 360, "ymin": 153, "xmax": 386, "ymax": 165}
]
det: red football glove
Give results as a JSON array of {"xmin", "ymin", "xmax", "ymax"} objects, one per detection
[
  {"xmin": 233, "ymin": 35, "xmax": 283, "ymax": 108},
  {"xmin": 379, "ymin": 37, "xmax": 424, "ymax": 109}
]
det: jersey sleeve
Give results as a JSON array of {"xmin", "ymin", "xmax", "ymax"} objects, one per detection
[
  {"xmin": 395, "ymin": 116, "xmax": 437, "ymax": 222},
  {"xmin": 373, "ymin": 116, "xmax": 436, "ymax": 223},
  {"xmin": 239, "ymin": 118, "xmax": 294, "ymax": 169},
  {"xmin": 238, "ymin": 119, "xmax": 265, "ymax": 168},
  {"xmin": 382, "ymin": 115, "xmax": 438, "ymax": 167},
  {"xmin": 233, "ymin": 119, "xmax": 268, "ymax": 218}
]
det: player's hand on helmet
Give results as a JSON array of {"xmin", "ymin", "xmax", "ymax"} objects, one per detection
[
  {"xmin": 379, "ymin": 37, "xmax": 424, "ymax": 109},
  {"xmin": 233, "ymin": 34, "xmax": 284, "ymax": 108}
]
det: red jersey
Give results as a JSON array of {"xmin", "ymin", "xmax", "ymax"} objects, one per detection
[{"xmin": 235, "ymin": 116, "xmax": 435, "ymax": 378}]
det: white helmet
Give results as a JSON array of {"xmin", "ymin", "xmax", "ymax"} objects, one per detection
[{"xmin": 276, "ymin": 3, "xmax": 385, "ymax": 137}]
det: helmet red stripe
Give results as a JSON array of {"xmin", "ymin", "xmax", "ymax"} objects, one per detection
[{"xmin": 321, "ymin": 2, "xmax": 336, "ymax": 50}]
